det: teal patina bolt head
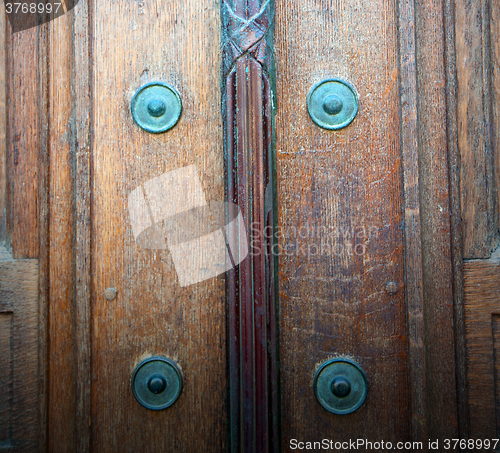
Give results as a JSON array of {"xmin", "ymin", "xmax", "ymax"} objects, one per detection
[
  {"xmin": 307, "ymin": 78, "xmax": 359, "ymax": 130},
  {"xmin": 313, "ymin": 357, "xmax": 368, "ymax": 415},
  {"xmin": 131, "ymin": 356, "xmax": 183, "ymax": 410},
  {"xmin": 131, "ymin": 82, "xmax": 182, "ymax": 133}
]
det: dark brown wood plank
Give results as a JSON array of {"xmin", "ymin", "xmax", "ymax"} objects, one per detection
[
  {"xmin": 275, "ymin": 0, "xmax": 410, "ymax": 444},
  {"xmin": 398, "ymin": 0, "xmax": 427, "ymax": 442},
  {"xmin": 493, "ymin": 0, "xmax": 500, "ymax": 235},
  {"xmin": 46, "ymin": 12, "xmax": 76, "ymax": 453},
  {"xmin": 445, "ymin": 0, "xmax": 468, "ymax": 436},
  {"xmin": 6, "ymin": 22, "xmax": 40, "ymax": 258},
  {"xmin": 0, "ymin": 4, "xmax": 6, "ymax": 243},
  {"xmin": 0, "ymin": 247, "xmax": 39, "ymax": 452},
  {"xmin": 0, "ymin": 312, "xmax": 13, "ymax": 445},
  {"xmin": 73, "ymin": 0, "xmax": 92, "ymax": 451},
  {"xmin": 91, "ymin": 1, "xmax": 226, "ymax": 451},
  {"xmin": 464, "ymin": 254, "xmax": 500, "ymax": 439},
  {"xmin": 414, "ymin": 0, "xmax": 459, "ymax": 439},
  {"xmin": 222, "ymin": 1, "xmax": 279, "ymax": 450},
  {"xmin": 456, "ymin": 0, "xmax": 499, "ymax": 259}
]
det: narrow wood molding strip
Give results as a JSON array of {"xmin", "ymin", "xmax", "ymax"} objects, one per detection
[{"xmin": 222, "ymin": 1, "xmax": 279, "ymax": 451}]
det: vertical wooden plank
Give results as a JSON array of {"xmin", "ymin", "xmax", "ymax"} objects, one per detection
[
  {"xmin": 222, "ymin": 1, "xmax": 279, "ymax": 451},
  {"xmin": 0, "ymin": 313, "xmax": 13, "ymax": 445},
  {"xmin": 444, "ymin": 0, "xmax": 469, "ymax": 437},
  {"xmin": 493, "ymin": 0, "xmax": 500, "ymax": 233},
  {"xmin": 0, "ymin": 249, "xmax": 39, "ymax": 452},
  {"xmin": 6, "ymin": 22, "xmax": 40, "ymax": 258},
  {"xmin": 36, "ymin": 20, "xmax": 49, "ymax": 453},
  {"xmin": 464, "ymin": 257, "xmax": 500, "ymax": 438},
  {"xmin": 46, "ymin": 11, "xmax": 76, "ymax": 453},
  {"xmin": 414, "ymin": 0, "xmax": 459, "ymax": 439},
  {"xmin": 493, "ymin": 315, "xmax": 500, "ymax": 438},
  {"xmin": 456, "ymin": 0, "xmax": 499, "ymax": 259},
  {"xmin": 0, "ymin": 3, "xmax": 6, "ymax": 242},
  {"xmin": 398, "ymin": 0, "xmax": 427, "ymax": 443},
  {"xmin": 73, "ymin": 0, "xmax": 92, "ymax": 451},
  {"xmin": 91, "ymin": 1, "xmax": 226, "ymax": 451},
  {"xmin": 275, "ymin": 0, "xmax": 410, "ymax": 445}
]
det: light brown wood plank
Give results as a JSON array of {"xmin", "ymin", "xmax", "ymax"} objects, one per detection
[
  {"xmin": 275, "ymin": 0, "xmax": 410, "ymax": 444},
  {"xmin": 91, "ymin": 1, "xmax": 226, "ymax": 451},
  {"xmin": 456, "ymin": 0, "xmax": 499, "ymax": 259},
  {"xmin": 46, "ymin": 11, "xmax": 76, "ymax": 453},
  {"xmin": 414, "ymin": 0, "xmax": 459, "ymax": 438},
  {"xmin": 0, "ymin": 247, "xmax": 39, "ymax": 452},
  {"xmin": 464, "ymin": 255, "xmax": 500, "ymax": 439},
  {"xmin": 0, "ymin": 4, "xmax": 6, "ymax": 243},
  {"xmin": 6, "ymin": 24, "xmax": 40, "ymax": 258}
]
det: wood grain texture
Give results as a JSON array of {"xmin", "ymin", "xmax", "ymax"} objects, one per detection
[
  {"xmin": 464, "ymin": 254, "xmax": 500, "ymax": 438},
  {"xmin": 493, "ymin": 0, "xmax": 500, "ymax": 242},
  {"xmin": 445, "ymin": 0, "xmax": 468, "ymax": 437},
  {"xmin": 275, "ymin": 0, "xmax": 410, "ymax": 444},
  {"xmin": 0, "ymin": 247, "xmax": 39, "ymax": 452},
  {"xmin": 91, "ymin": 1, "xmax": 227, "ymax": 451},
  {"xmin": 0, "ymin": 313, "xmax": 13, "ymax": 445},
  {"xmin": 46, "ymin": 11, "xmax": 76, "ymax": 453},
  {"xmin": 0, "ymin": 4, "xmax": 6, "ymax": 243},
  {"xmin": 222, "ymin": 1, "xmax": 279, "ymax": 451},
  {"xmin": 414, "ymin": 0, "xmax": 459, "ymax": 439},
  {"xmin": 6, "ymin": 19, "xmax": 40, "ymax": 258},
  {"xmin": 73, "ymin": 0, "xmax": 92, "ymax": 451},
  {"xmin": 456, "ymin": 0, "xmax": 499, "ymax": 259},
  {"xmin": 398, "ymin": 0, "xmax": 427, "ymax": 443}
]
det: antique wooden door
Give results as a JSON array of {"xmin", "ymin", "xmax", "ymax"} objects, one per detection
[{"xmin": 0, "ymin": 0, "xmax": 499, "ymax": 451}]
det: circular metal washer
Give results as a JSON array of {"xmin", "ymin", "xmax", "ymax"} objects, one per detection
[
  {"xmin": 307, "ymin": 79, "xmax": 359, "ymax": 130},
  {"xmin": 313, "ymin": 357, "xmax": 368, "ymax": 415},
  {"xmin": 131, "ymin": 82, "xmax": 182, "ymax": 134},
  {"xmin": 131, "ymin": 356, "xmax": 183, "ymax": 410}
]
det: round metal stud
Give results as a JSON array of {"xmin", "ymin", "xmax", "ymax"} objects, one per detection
[
  {"xmin": 313, "ymin": 358, "xmax": 368, "ymax": 415},
  {"xmin": 307, "ymin": 79, "xmax": 359, "ymax": 130},
  {"xmin": 131, "ymin": 357, "xmax": 183, "ymax": 410},
  {"xmin": 131, "ymin": 82, "xmax": 182, "ymax": 133}
]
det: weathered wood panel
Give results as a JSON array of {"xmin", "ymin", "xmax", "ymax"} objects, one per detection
[
  {"xmin": 456, "ymin": 0, "xmax": 499, "ymax": 259},
  {"xmin": 90, "ymin": 1, "xmax": 226, "ymax": 451},
  {"xmin": 0, "ymin": 4, "xmax": 6, "ymax": 242},
  {"xmin": 6, "ymin": 17, "xmax": 41, "ymax": 258},
  {"xmin": 464, "ymin": 253, "xmax": 500, "ymax": 438},
  {"xmin": 493, "ymin": 0, "xmax": 500, "ymax": 237},
  {"xmin": 275, "ymin": 0, "xmax": 410, "ymax": 444},
  {"xmin": 72, "ymin": 0, "xmax": 92, "ymax": 451},
  {"xmin": 415, "ymin": 0, "xmax": 460, "ymax": 439},
  {"xmin": 0, "ymin": 247, "xmax": 39, "ymax": 452},
  {"xmin": 46, "ymin": 11, "xmax": 76, "ymax": 453},
  {"xmin": 398, "ymin": 0, "xmax": 427, "ymax": 442}
]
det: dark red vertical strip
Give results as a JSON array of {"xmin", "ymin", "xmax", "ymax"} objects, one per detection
[{"xmin": 222, "ymin": 1, "xmax": 278, "ymax": 451}]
